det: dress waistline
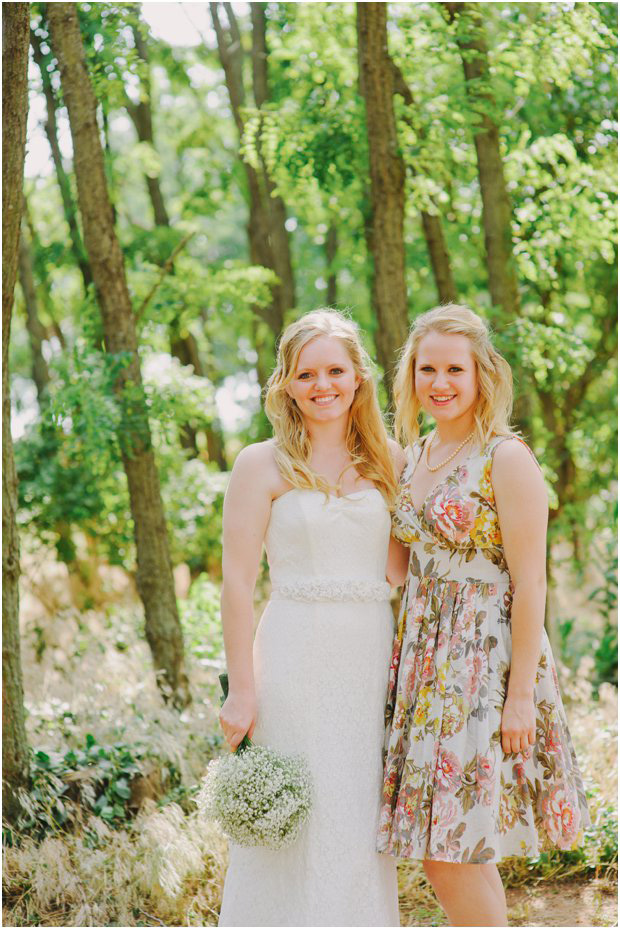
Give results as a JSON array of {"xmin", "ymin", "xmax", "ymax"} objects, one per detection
[{"xmin": 270, "ymin": 578, "xmax": 391, "ymax": 603}]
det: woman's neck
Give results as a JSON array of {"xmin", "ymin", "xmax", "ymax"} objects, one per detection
[
  {"xmin": 433, "ymin": 416, "xmax": 475, "ymax": 446},
  {"xmin": 306, "ymin": 416, "xmax": 350, "ymax": 451}
]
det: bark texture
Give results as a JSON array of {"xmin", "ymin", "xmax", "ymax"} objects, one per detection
[
  {"xmin": 48, "ymin": 3, "xmax": 190, "ymax": 707},
  {"xmin": 2, "ymin": 0, "xmax": 31, "ymax": 823},
  {"xmin": 356, "ymin": 3, "xmax": 409, "ymax": 398},
  {"xmin": 443, "ymin": 2, "xmax": 520, "ymax": 318}
]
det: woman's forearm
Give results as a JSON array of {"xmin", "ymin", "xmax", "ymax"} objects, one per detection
[
  {"xmin": 221, "ymin": 580, "xmax": 256, "ymax": 695},
  {"xmin": 507, "ymin": 577, "xmax": 546, "ymax": 697}
]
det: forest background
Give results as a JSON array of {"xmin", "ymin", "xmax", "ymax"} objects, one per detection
[{"xmin": 2, "ymin": 1, "xmax": 617, "ymax": 926}]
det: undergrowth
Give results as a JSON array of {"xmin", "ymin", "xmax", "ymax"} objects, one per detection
[{"xmin": 3, "ymin": 576, "xmax": 617, "ymax": 927}]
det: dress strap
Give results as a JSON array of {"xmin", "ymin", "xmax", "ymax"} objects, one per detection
[
  {"xmin": 402, "ymin": 436, "xmax": 428, "ymax": 482},
  {"xmin": 485, "ymin": 434, "xmax": 541, "ymax": 470}
]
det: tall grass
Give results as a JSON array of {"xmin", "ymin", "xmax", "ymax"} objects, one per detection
[{"xmin": 3, "ymin": 576, "xmax": 617, "ymax": 927}]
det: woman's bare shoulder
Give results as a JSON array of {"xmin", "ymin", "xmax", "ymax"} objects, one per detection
[
  {"xmin": 387, "ymin": 438, "xmax": 407, "ymax": 474},
  {"xmin": 231, "ymin": 440, "xmax": 286, "ymax": 498}
]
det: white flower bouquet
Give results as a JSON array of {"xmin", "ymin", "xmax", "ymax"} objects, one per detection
[{"xmin": 196, "ymin": 674, "xmax": 312, "ymax": 850}]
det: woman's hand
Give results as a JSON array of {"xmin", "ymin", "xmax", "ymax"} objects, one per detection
[
  {"xmin": 219, "ymin": 691, "xmax": 257, "ymax": 751},
  {"xmin": 501, "ymin": 692, "xmax": 536, "ymax": 755}
]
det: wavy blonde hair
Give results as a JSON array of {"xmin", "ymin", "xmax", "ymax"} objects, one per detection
[
  {"xmin": 393, "ymin": 303, "xmax": 514, "ymax": 449},
  {"xmin": 264, "ymin": 309, "xmax": 397, "ymax": 504}
]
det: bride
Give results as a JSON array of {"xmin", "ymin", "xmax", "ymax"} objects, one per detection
[{"xmin": 217, "ymin": 309, "xmax": 406, "ymax": 927}]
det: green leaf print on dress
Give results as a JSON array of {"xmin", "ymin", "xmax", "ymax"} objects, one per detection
[{"xmin": 378, "ymin": 435, "xmax": 590, "ymax": 864}]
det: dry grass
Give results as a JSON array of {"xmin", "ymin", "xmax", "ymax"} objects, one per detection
[{"xmin": 3, "ymin": 557, "xmax": 617, "ymax": 927}]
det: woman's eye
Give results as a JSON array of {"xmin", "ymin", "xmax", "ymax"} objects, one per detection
[
  {"xmin": 419, "ymin": 366, "xmax": 434, "ymax": 373},
  {"xmin": 449, "ymin": 367, "xmax": 463, "ymax": 373},
  {"xmin": 330, "ymin": 367, "xmax": 344, "ymax": 375},
  {"xmin": 298, "ymin": 372, "xmax": 312, "ymax": 379}
]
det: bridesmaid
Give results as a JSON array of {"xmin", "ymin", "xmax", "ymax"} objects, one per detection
[{"xmin": 378, "ymin": 304, "xmax": 589, "ymax": 926}]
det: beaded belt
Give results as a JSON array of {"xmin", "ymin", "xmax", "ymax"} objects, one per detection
[{"xmin": 270, "ymin": 578, "xmax": 391, "ymax": 603}]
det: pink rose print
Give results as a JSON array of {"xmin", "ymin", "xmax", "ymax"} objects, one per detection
[
  {"xmin": 427, "ymin": 491, "xmax": 476, "ymax": 543},
  {"xmin": 435, "ymin": 750, "xmax": 462, "ymax": 792},
  {"xmin": 542, "ymin": 785, "xmax": 581, "ymax": 849},
  {"xmin": 465, "ymin": 653, "xmax": 485, "ymax": 702},
  {"xmin": 430, "ymin": 792, "xmax": 458, "ymax": 835},
  {"xmin": 545, "ymin": 724, "xmax": 562, "ymax": 756},
  {"xmin": 513, "ymin": 761, "xmax": 527, "ymax": 788},
  {"xmin": 421, "ymin": 650, "xmax": 435, "ymax": 683},
  {"xmin": 477, "ymin": 753, "xmax": 495, "ymax": 787}
]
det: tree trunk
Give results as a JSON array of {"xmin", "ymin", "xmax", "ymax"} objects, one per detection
[
  {"xmin": 210, "ymin": 2, "xmax": 295, "ymax": 354},
  {"xmin": 251, "ymin": 3, "xmax": 296, "ymax": 318},
  {"xmin": 30, "ymin": 22, "xmax": 93, "ymax": 291},
  {"xmin": 443, "ymin": 2, "xmax": 521, "ymax": 319},
  {"xmin": 390, "ymin": 59, "xmax": 457, "ymax": 305},
  {"xmin": 420, "ymin": 211, "xmax": 458, "ymax": 304},
  {"xmin": 48, "ymin": 3, "xmax": 190, "ymax": 708},
  {"xmin": 126, "ymin": 21, "xmax": 171, "ymax": 228},
  {"xmin": 22, "ymin": 198, "xmax": 67, "ymax": 348},
  {"xmin": 2, "ymin": 0, "xmax": 31, "ymax": 824},
  {"xmin": 325, "ymin": 222, "xmax": 338, "ymax": 306},
  {"xmin": 18, "ymin": 219, "xmax": 52, "ymax": 404},
  {"xmin": 356, "ymin": 2, "xmax": 409, "ymax": 399}
]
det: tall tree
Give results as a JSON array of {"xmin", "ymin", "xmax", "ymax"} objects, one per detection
[
  {"xmin": 47, "ymin": 2, "xmax": 190, "ymax": 708},
  {"xmin": 30, "ymin": 21, "xmax": 93, "ymax": 291},
  {"xmin": 210, "ymin": 1, "xmax": 295, "ymax": 373},
  {"xmin": 124, "ymin": 13, "xmax": 227, "ymax": 467},
  {"xmin": 356, "ymin": 2, "xmax": 409, "ymax": 397},
  {"xmin": 2, "ymin": 0, "xmax": 31, "ymax": 824},
  {"xmin": 18, "ymin": 216, "xmax": 52, "ymax": 406},
  {"xmin": 442, "ymin": 2, "xmax": 521, "ymax": 320},
  {"xmin": 390, "ymin": 61, "xmax": 457, "ymax": 304}
]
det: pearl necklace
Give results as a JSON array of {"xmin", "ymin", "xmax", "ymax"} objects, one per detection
[{"xmin": 425, "ymin": 430, "xmax": 474, "ymax": 473}]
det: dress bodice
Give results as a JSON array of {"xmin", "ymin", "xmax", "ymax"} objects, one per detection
[
  {"xmin": 265, "ymin": 488, "xmax": 391, "ymax": 592},
  {"xmin": 392, "ymin": 435, "xmax": 530, "ymax": 585}
]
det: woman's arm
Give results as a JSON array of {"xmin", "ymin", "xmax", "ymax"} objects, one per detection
[
  {"xmin": 219, "ymin": 443, "xmax": 277, "ymax": 749},
  {"xmin": 386, "ymin": 439, "xmax": 410, "ymax": 587},
  {"xmin": 492, "ymin": 438, "xmax": 548, "ymax": 755},
  {"xmin": 386, "ymin": 536, "xmax": 410, "ymax": 587}
]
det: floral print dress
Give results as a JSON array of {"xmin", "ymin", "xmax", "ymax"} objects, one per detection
[{"xmin": 377, "ymin": 435, "xmax": 590, "ymax": 864}]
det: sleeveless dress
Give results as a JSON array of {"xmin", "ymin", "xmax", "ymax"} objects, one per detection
[
  {"xmin": 377, "ymin": 436, "xmax": 590, "ymax": 864},
  {"xmin": 219, "ymin": 488, "xmax": 400, "ymax": 927}
]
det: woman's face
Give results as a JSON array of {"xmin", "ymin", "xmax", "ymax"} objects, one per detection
[
  {"xmin": 286, "ymin": 335, "xmax": 360, "ymax": 425},
  {"xmin": 414, "ymin": 332, "xmax": 478, "ymax": 426}
]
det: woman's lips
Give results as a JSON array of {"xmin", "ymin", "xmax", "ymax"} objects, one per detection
[{"xmin": 311, "ymin": 394, "xmax": 338, "ymax": 405}]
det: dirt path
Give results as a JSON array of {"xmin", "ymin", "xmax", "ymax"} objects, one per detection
[{"xmin": 401, "ymin": 878, "xmax": 617, "ymax": 927}]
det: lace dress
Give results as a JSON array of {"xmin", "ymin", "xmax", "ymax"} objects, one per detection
[
  {"xmin": 219, "ymin": 488, "xmax": 400, "ymax": 927},
  {"xmin": 377, "ymin": 436, "xmax": 589, "ymax": 863}
]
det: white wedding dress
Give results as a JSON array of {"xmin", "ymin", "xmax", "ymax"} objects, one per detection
[{"xmin": 218, "ymin": 488, "xmax": 400, "ymax": 928}]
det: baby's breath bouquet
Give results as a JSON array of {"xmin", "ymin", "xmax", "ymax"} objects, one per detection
[{"xmin": 196, "ymin": 674, "xmax": 312, "ymax": 850}]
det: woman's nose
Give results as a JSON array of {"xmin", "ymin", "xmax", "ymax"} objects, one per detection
[{"xmin": 315, "ymin": 371, "xmax": 330, "ymax": 389}]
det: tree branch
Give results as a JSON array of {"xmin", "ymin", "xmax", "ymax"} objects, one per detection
[{"xmin": 135, "ymin": 231, "xmax": 195, "ymax": 322}]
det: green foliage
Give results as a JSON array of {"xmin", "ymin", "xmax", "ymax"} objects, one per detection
[
  {"xmin": 17, "ymin": 736, "xmax": 144, "ymax": 839},
  {"xmin": 179, "ymin": 576, "xmax": 225, "ymax": 664},
  {"xmin": 589, "ymin": 533, "xmax": 618, "ymax": 690},
  {"xmin": 161, "ymin": 461, "xmax": 227, "ymax": 575},
  {"xmin": 14, "ymin": 1, "xmax": 618, "ymax": 680}
]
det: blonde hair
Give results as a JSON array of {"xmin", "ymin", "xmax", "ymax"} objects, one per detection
[
  {"xmin": 393, "ymin": 303, "xmax": 514, "ymax": 448},
  {"xmin": 264, "ymin": 309, "xmax": 397, "ymax": 504}
]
